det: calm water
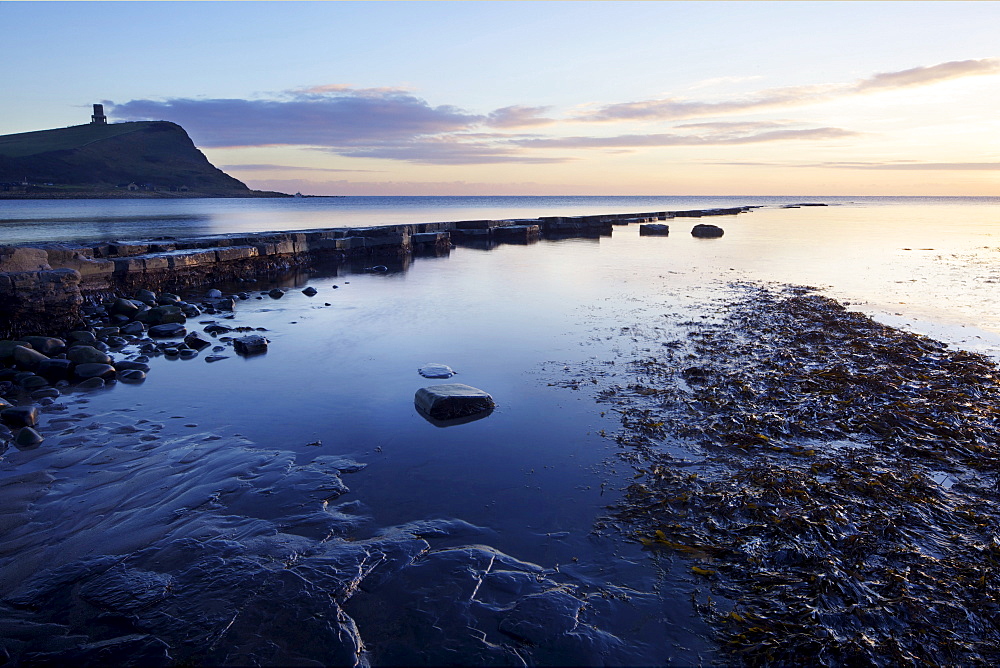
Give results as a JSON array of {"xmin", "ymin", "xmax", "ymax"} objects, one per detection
[
  {"xmin": 4, "ymin": 194, "xmax": 997, "ymax": 350},
  {"xmin": 0, "ymin": 195, "xmax": 799, "ymax": 244},
  {"xmin": 2, "ymin": 196, "xmax": 1000, "ymax": 664}
]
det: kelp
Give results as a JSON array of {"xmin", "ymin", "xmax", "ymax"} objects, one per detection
[{"xmin": 579, "ymin": 284, "xmax": 1000, "ymax": 665}]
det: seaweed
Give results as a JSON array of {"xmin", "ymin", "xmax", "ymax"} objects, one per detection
[{"xmin": 578, "ymin": 284, "xmax": 1000, "ymax": 665}]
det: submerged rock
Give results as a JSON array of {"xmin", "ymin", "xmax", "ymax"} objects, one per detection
[
  {"xmin": 418, "ymin": 363, "xmax": 456, "ymax": 379},
  {"xmin": 415, "ymin": 383, "xmax": 495, "ymax": 421}
]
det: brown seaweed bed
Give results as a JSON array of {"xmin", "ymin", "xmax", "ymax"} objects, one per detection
[{"xmin": 560, "ymin": 283, "xmax": 1000, "ymax": 666}]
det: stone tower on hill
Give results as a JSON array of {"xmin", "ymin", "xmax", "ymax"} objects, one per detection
[{"xmin": 91, "ymin": 103, "xmax": 107, "ymax": 125}]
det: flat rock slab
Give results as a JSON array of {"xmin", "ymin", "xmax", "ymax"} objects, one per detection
[
  {"xmin": 418, "ymin": 363, "xmax": 456, "ymax": 379},
  {"xmin": 415, "ymin": 383, "xmax": 495, "ymax": 421},
  {"xmin": 148, "ymin": 323, "xmax": 187, "ymax": 338},
  {"xmin": 639, "ymin": 224, "xmax": 670, "ymax": 236}
]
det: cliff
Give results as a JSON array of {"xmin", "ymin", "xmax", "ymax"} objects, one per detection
[{"xmin": 0, "ymin": 121, "xmax": 287, "ymax": 198}]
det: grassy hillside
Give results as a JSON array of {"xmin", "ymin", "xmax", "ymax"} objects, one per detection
[
  {"xmin": 0, "ymin": 122, "xmax": 148, "ymax": 158},
  {"xmin": 0, "ymin": 121, "xmax": 278, "ymax": 196}
]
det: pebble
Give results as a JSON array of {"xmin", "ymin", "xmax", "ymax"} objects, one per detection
[
  {"xmin": 119, "ymin": 369, "xmax": 147, "ymax": 383},
  {"xmin": 148, "ymin": 323, "xmax": 187, "ymax": 338},
  {"xmin": 31, "ymin": 387, "xmax": 60, "ymax": 400},
  {"xmin": 74, "ymin": 363, "xmax": 116, "ymax": 380},
  {"xmin": 76, "ymin": 377, "xmax": 106, "ymax": 390},
  {"xmin": 234, "ymin": 335, "xmax": 268, "ymax": 356},
  {"xmin": 14, "ymin": 427, "xmax": 44, "ymax": 448},
  {"xmin": 1, "ymin": 406, "xmax": 40, "ymax": 427},
  {"xmin": 67, "ymin": 346, "xmax": 112, "ymax": 365}
]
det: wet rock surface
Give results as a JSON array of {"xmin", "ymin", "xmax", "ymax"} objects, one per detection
[
  {"xmin": 414, "ymin": 383, "xmax": 495, "ymax": 420},
  {"xmin": 417, "ymin": 362, "xmax": 456, "ymax": 379},
  {"xmin": 691, "ymin": 223, "xmax": 724, "ymax": 238}
]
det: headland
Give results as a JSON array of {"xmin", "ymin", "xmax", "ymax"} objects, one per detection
[{"xmin": 0, "ymin": 109, "xmax": 287, "ymax": 199}]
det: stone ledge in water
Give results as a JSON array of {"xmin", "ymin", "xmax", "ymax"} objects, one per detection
[
  {"xmin": 418, "ymin": 363, "xmax": 456, "ymax": 379},
  {"xmin": 639, "ymin": 224, "xmax": 670, "ymax": 236},
  {"xmin": 415, "ymin": 383, "xmax": 495, "ymax": 421}
]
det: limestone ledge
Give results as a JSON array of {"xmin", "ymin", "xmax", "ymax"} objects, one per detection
[{"xmin": 0, "ymin": 207, "xmax": 754, "ymax": 338}]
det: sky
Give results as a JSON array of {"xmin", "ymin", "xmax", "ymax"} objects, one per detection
[{"xmin": 2, "ymin": 1, "xmax": 999, "ymax": 196}]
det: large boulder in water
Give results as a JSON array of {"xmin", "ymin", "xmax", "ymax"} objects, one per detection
[
  {"xmin": 691, "ymin": 224, "xmax": 724, "ymax": 238},
  {"xmin": 415, "ymin": 384, "xmax": 495, "ymax": 421}
]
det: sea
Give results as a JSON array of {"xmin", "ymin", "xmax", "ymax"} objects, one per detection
[
  {"xmin": 1, "ymin": 194, "xmax": 999, "ymax": 665},
  {"xmin": 3, "ymin": 194, "xmax": 1000, "ymax": 355}
]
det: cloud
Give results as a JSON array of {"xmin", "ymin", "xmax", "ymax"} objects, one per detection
[
  {"xmin": 577, "ymin": 58, "xmax": 1000, "ymax": 122},
  {"xmin": 118, "ymin": 60, "xmax": 993, "ymax": 167},
  {"xmin": 111, "ymin": 88, "xmax": 483, "ymax": 148},
  {"xmin": 826, "ymin": 161, "xmax": 1000, "ymax": 170},
  {"xmin": 486, "ymin": 105, "xmax": 556, "ymax": 128},
  {"xmin": 673, "ymin": 120, "xmax": 798, "ymax": 134},
  {"xmin": 111, "ymin": 89, "xmax": 568, "ymax": 164},
  {"xmin": 513, "ymin": 127, "xmax": 859, "ymax": 149},
  {"xmin": 294, "ymin": 84, "xmax": 414, "ymax": 96},
  {"xmin": 712, "ymin": 160, "xmax": 1000, "ymax": 171},
  {"xmin": 576, "ymin": 84, "xmax": 837, "ymax": 122},
  {"xmin": 220, "ymin": 163, "xmax": 382, "ymax": 173},
  {"xmin": 854, "ymin": 58, "xmax": 1000, "ymax": 92},
  {"xmin": 237, "ymin": 178, "xmax": 586, "ymax": 196},
  {"xmin": 330, "ymin": 137, "xmax": 573, "ymax": 165}
]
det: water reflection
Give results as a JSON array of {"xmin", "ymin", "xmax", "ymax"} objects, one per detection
[{"xmin": 4, "ymin": 200, "xmax": 1000, "ymax": 664}]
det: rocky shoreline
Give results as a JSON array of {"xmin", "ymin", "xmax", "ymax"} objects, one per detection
[{"xmin": 0, "ymin": 284, "xmax": 288, "ymax": 449}]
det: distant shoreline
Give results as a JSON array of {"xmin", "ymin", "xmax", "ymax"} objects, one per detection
[{"xmin": 0, "ymin": 190, "xmax": 292, "ymax": 200}]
